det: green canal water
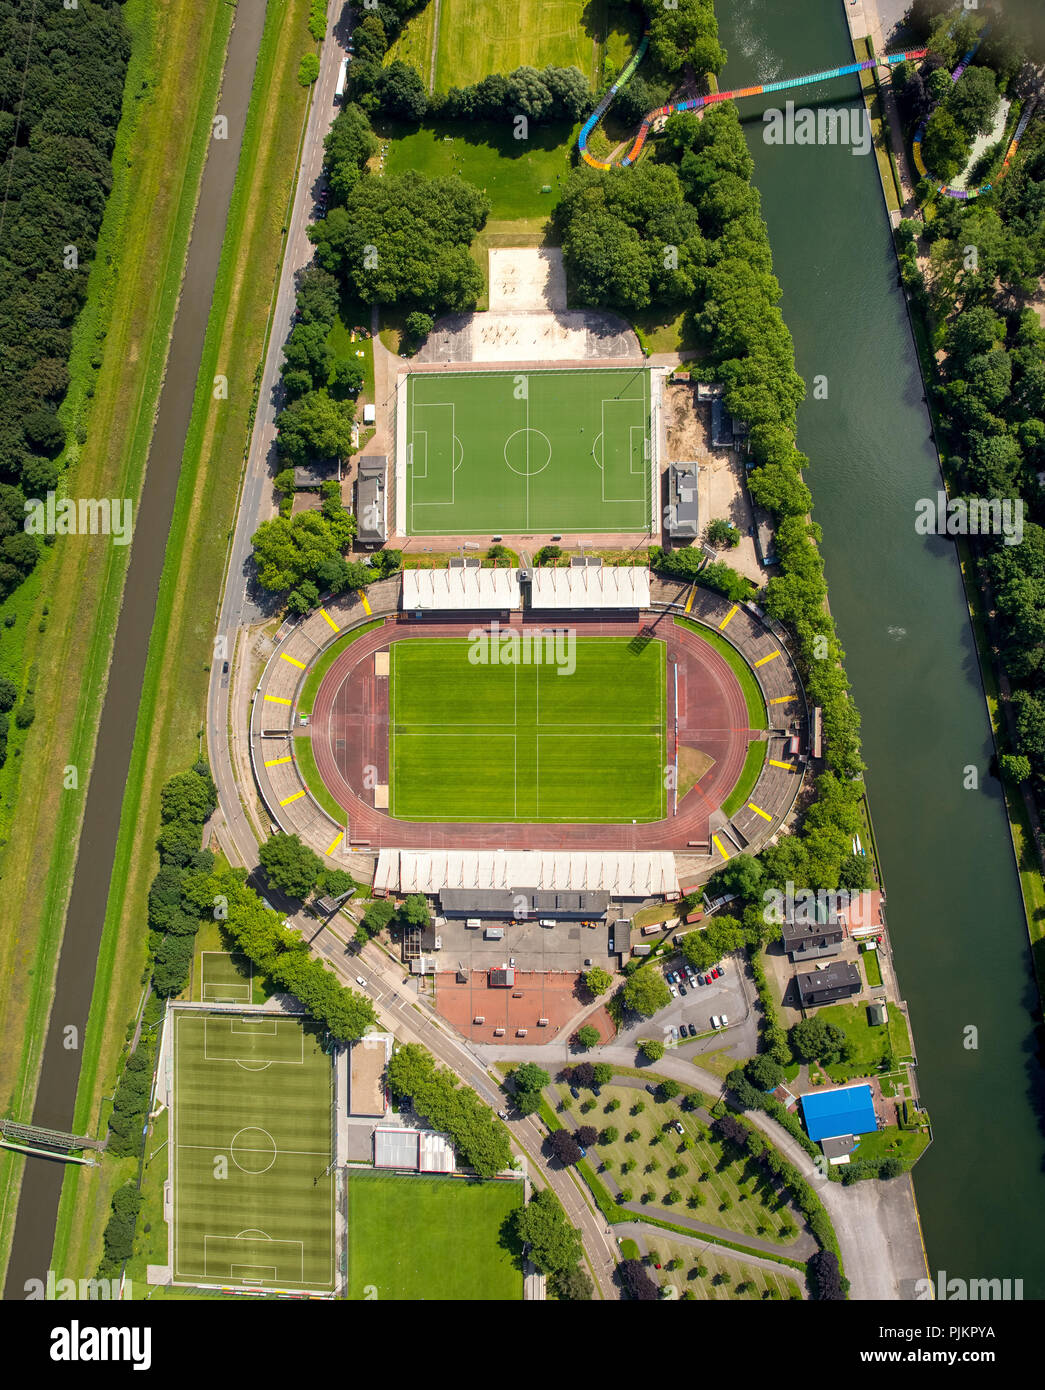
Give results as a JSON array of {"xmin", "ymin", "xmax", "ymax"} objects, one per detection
[{"xmin": 716, "ymin": 0, "xmax": 1045, "ymax": 1295}]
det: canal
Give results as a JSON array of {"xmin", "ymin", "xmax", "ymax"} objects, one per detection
[
  {"xmin": 716, "ymin": 0, "xmax": 1045, "ymax": 1295},
  {"xmin": 1, "ymin": 0, "xmax": 268, "ymax": 1296}
]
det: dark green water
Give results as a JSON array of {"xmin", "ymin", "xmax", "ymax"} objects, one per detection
[{"xmin": 716, "ymin": 0, "xmax": 1045, "ymax": 1295}]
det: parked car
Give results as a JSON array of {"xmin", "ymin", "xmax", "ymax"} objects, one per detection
[
  {"xmin": 671, "ymin": 1026, "xmax": 679, "ymax": 1040},
  {"xmin": 697, "ymin": 974, "xmax": 706, "ymax": 986},
  {"xmin": 497, "ymin": 1110, "xmax": 508, "ymax": 1119},
  {"xmin": 569, "ymin": 1086, "xmax": 580, "ymax": 1100},
  {"xmin": 645, "ymin": 1083, "xmax": 657, "ymax": 1095},
  {"xmin": 687, "ymin": 1023, "xmax": 697, "ymax": 1038},
  {"xmin": 712, "ymin": 967, "xmax": 722, "ymax": 979},
  {"xmin": 670, "ymin": 984, "xmax": 678, "ymax": 998},
  {"xmin": 678, "ymin": 983, "xmax": 687, "ymax": 996},
  {"xmin": 674, "ymin": 1120, "xmax": 685, "ymax": 1135},
  {"xmin": 720, "ymin": 1014, "xmax": 729, "ymax": 1027},
  {"xmin": 711, "ymin": 1015, "xmax": 721, "ymax": 1029},
  {"xmin": 355, "ymin": 976, "xmax": 367, "ymax": 987}
]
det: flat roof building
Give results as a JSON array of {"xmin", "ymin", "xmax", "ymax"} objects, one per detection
[
  {"xmin": 795, "ymin": 960, "xmax": 862, "ymax": 1008},
  {"xmin": 401, "ymin": 567, "xmax": 521, "ymax": 611},
  {"xmin": 355, "ymin": 455, "xmax": 387, "ymax": 546},
  {"xmin": 529, "ymin": 565, "xmax": 650, "ymax": 610},
  {"xmin": 667, "ymin": 461, "xmax": 700, "ymax": 540},
  {"xmin": 800, "ymin": 1083, "xmax": 877, "ymax": 1144},
  {"xmin": 373, "ymin": 1126, "xmax": 455, "ymax": 1172},
  {"xmin": 375, "ymin": 849, "xmax": 678, "ymax": 899},
  {"xmin": 439, "ymin": 887, "xmax": 609, "ymax": 919}
]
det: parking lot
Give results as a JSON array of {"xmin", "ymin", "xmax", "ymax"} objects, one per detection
[
  {"xmin": 428, "ymin": 917, "xmax": 611, "ymax": 974},
  {"xmin": 617, "ymin": 952, "xmax": 757, "ymax": 1062}
]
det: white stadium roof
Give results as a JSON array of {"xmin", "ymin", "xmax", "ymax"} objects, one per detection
[
  {"xmin": 375, "ymin": 849, "xmax": 679, "ymax": 899},
  {"xmin": 402, "ymin": 567, "xmax": 521, "ymax": 610},
  {"xmin": 529, "ymin": 565, "xmax": 650, "ymax": 609}
]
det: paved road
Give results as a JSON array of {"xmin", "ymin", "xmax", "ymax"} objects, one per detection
[{"xmin": 207, "ymin": 0, "xmax": 351, "ymax": 871}]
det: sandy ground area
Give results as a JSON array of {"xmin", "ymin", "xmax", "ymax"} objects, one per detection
[{"xmin": 488, "ymin": 247, "xmax": 568, "ymax": 312}]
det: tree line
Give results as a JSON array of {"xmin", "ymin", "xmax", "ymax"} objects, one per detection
[
  {"xmin": 893, "ymin": 8, "xmax": 1045, "ymax": 823},
  {"xmin": 0, "ymin": 0, "xmax": 131, "ymax": 604}
]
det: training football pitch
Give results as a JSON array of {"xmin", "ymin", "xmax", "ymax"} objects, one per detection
[
  {"xmin": 388, "ymin": 636, "xmax": 666, "ymax": 822},
  {"xmin": 347, "ymin": 1171, "xmax": 524, "ymax": 1301},
  {"xmin": 402, "ymin": 368, "xmax": 653, "ymax": 535},
  {"xmin": 170, "ymin": 1009, "xmax": 335, "ymax": 1293}
]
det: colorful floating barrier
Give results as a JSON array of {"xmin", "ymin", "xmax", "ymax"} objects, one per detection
[{"xmin": 580, "ymin": 30, "xmax": 1033, "ymax": 198}]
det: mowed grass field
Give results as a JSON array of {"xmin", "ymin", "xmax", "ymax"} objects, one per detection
[
  {"xmin": 405, "ymin": 369, "xmax": 652, "ymax": 535},
  {"xmin": 434, "ymin": 0, "xmax": 603, "ymax": 89},
  {"xmin": 388, "ymin": 637, "xmax": 666, "ymax": 822},
  {"xmin": 172, "ymin": 1012, "xmax": 335, "ymax": 1293},
  {"xmin": 347, "ymin": 1172, "xmax": 523, "ymax": 1301}
]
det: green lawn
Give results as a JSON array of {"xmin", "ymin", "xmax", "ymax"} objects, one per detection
[
  {"xmin": 673, "ymin": 618, "xmax": 768, "ymax": 730},
  {"xmin": 722, "ymin": 741, "xmax": 768, "ymax": 818},
  {"xmin": 815, "ymin": 1002, "xmax": 914, "ymax": 1083},
  {"xmin": 388, "ymin": 637, "xmax": 666, "ymax": 822},
  {"xmin": 433, "ymin": 0, "xmax": 605, "ymax": 89},
  {"xmin": 347, "ymin": 1171, "xmax": 523, "ymax": 1300},
  {"xmin": 381, "ymin": 120, "xmax": 573, "ymax": 222},
  {"xmin": 296, "ymin": 733, "xmax": 350, "ymax": 822},
  {"xmin": 558, "ymin": 1081, "xmax": 802, "ymax": 1246},
  {"xmin": 860, "ymin": 945, "xmax": 883, "ymax": 988},
  {"xmin": 643, "ymin": 1233, "xmax": 802, "ymax": 1301},
  {"xmin": 171, "ymin": 1011, "xmax": 335, "ymax": 1292},
  {"xmin": 405, "ymin": 368, "xmax": 653, "ymax": 535},
  {"xmin": 850, "ymin": 1124, "xmax": 930, "ymax": 1168}
]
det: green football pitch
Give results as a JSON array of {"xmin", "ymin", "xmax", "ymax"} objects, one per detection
[
  {"xmin": 403, "ymin": 368, "xmax": 653, "ymax": 535},
  {"xmin": 171, "ymin": 1010, "xmax": 335, "ymax": 1293},
  {"xmin": 388, "ymin": 636, "xmax": 666, "ymax": 822},
  {"xmin": 347, "ymin": 1171, "xmax": 524, "ymax": 1301}
]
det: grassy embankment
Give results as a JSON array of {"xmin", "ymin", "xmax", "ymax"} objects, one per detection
[
  {"xmin": 48, "ymin": 0, "xmax": 317, "ymax": 1284},
  {"xmin": 0, "ymin": 0, "xmax": 236, "ymax": 1285}
]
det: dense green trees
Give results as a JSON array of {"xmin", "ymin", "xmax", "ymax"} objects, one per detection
[
  {"xmin": 514, "ymin": 1187, "xmax": 583, "ymax": 1280},
  {"xmin": 0, "ymin": 0, "xmax": 131, "ymax": 602},
  {"xmin": 622, "ymin": 966, "xmax": 671, "ymax": 1017},
  {"xmin": 309, "ymin": 171, "xmax": 488, "ymax": 316},
  {"xmin": 146, "ymin": 764, "xmax": 217, "ymax": 997},
  {"xmin": 558, "ymin": 163, "xmax": 707, "ymax": 313},
  {"xmin": 258, "ymin": 832, "xmax": 324, "ymax": 900},
  {"xmin": 434, "ymin": 65, "xmax": 591, "ymax": 125},
  {"xmin": 641, "ymin": 0, "xmax": 725, "ymax": 78},
  {"xmin": 387, "ymin": 1042, "xmax": 511, "ymax": 1176}
]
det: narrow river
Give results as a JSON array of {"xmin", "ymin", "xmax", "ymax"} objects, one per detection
[
  {"xmin": 2, "ymin": 0, "xmax": 267, "ymax": 1297},
  {"xmin": 716, "ymin": 0, "xmax": 1045, "ymax": 1295}
]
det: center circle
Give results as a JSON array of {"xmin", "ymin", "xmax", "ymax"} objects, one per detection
[
  {"xmin": 230, "ymin": 1126, "xmax": 277, "ymax": 1175},
  {"xmin": 504, "ymin": 427, "xmax": 552, "ymax": 477}
]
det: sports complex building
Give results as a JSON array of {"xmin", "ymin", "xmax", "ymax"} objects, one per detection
[{"xmin": 246, "ymin": 351, "xmax": 813, "ymax": 1035}]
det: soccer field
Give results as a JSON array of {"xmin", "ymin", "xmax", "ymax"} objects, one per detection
[
  {"xmin": 402, "ymin": 369, "xmax": 653, "ymax": 535},
  {"xmin": 388, "ymin": 636, "xmax": 666, "ymax": 822},
  {"xmin": 171, "ymin": 1010, "xmax": 335, "ymax": 1293},
  {"xmin": 347, "ymin": 1172, "xmax": 524, "ymax": 1301}
]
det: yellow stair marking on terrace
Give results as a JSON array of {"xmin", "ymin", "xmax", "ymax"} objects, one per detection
[
  {"xmin": 320, "ymin": 608, "xmax": 340, "ymax": 632},
  {"xmin": 280, "ymin": 653, "xmax": 306, "ymax": 670},
  {"xmin": 718, "ymin": 604, "xmax": 738, "ymax": 630},
  {"xmin": 279, "ymin": 790, "xmax": 305, "ymax": 806},
  {"xmin": 264, "ymin": 755, "xmax": 292, "ymax": 767},
  {"xmin": 748, "ymin": 803, "xmax": 772, "ymax": 822},
  {"xmin": 754, "ymin": 650, "xmax": 780, "ymax": 668}
]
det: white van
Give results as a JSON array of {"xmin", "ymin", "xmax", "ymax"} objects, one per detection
[
  {"xmin": 539, "ymin": 918, "xmax": 556, "ymax": 928},
  {"xmin": 720, "ymin": 1013, "xmax": 729, "ymax": 1028},
  {"xmin": 465, "ymin": 918, "xmax": 481, "ymax": 929},
  {"xmin": 710, "ymin": 1015, "xmax": 721, "ymax": 1029}
]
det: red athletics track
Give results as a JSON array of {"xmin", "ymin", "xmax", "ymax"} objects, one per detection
[{"xmin": 308, "ymin": 613, "xmax": 755, "ymax": 851}]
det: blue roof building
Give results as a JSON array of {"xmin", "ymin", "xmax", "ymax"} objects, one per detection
[{"xmin": 800, "ymin": 1084, "xmax": 877, "ymax": 1143}]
